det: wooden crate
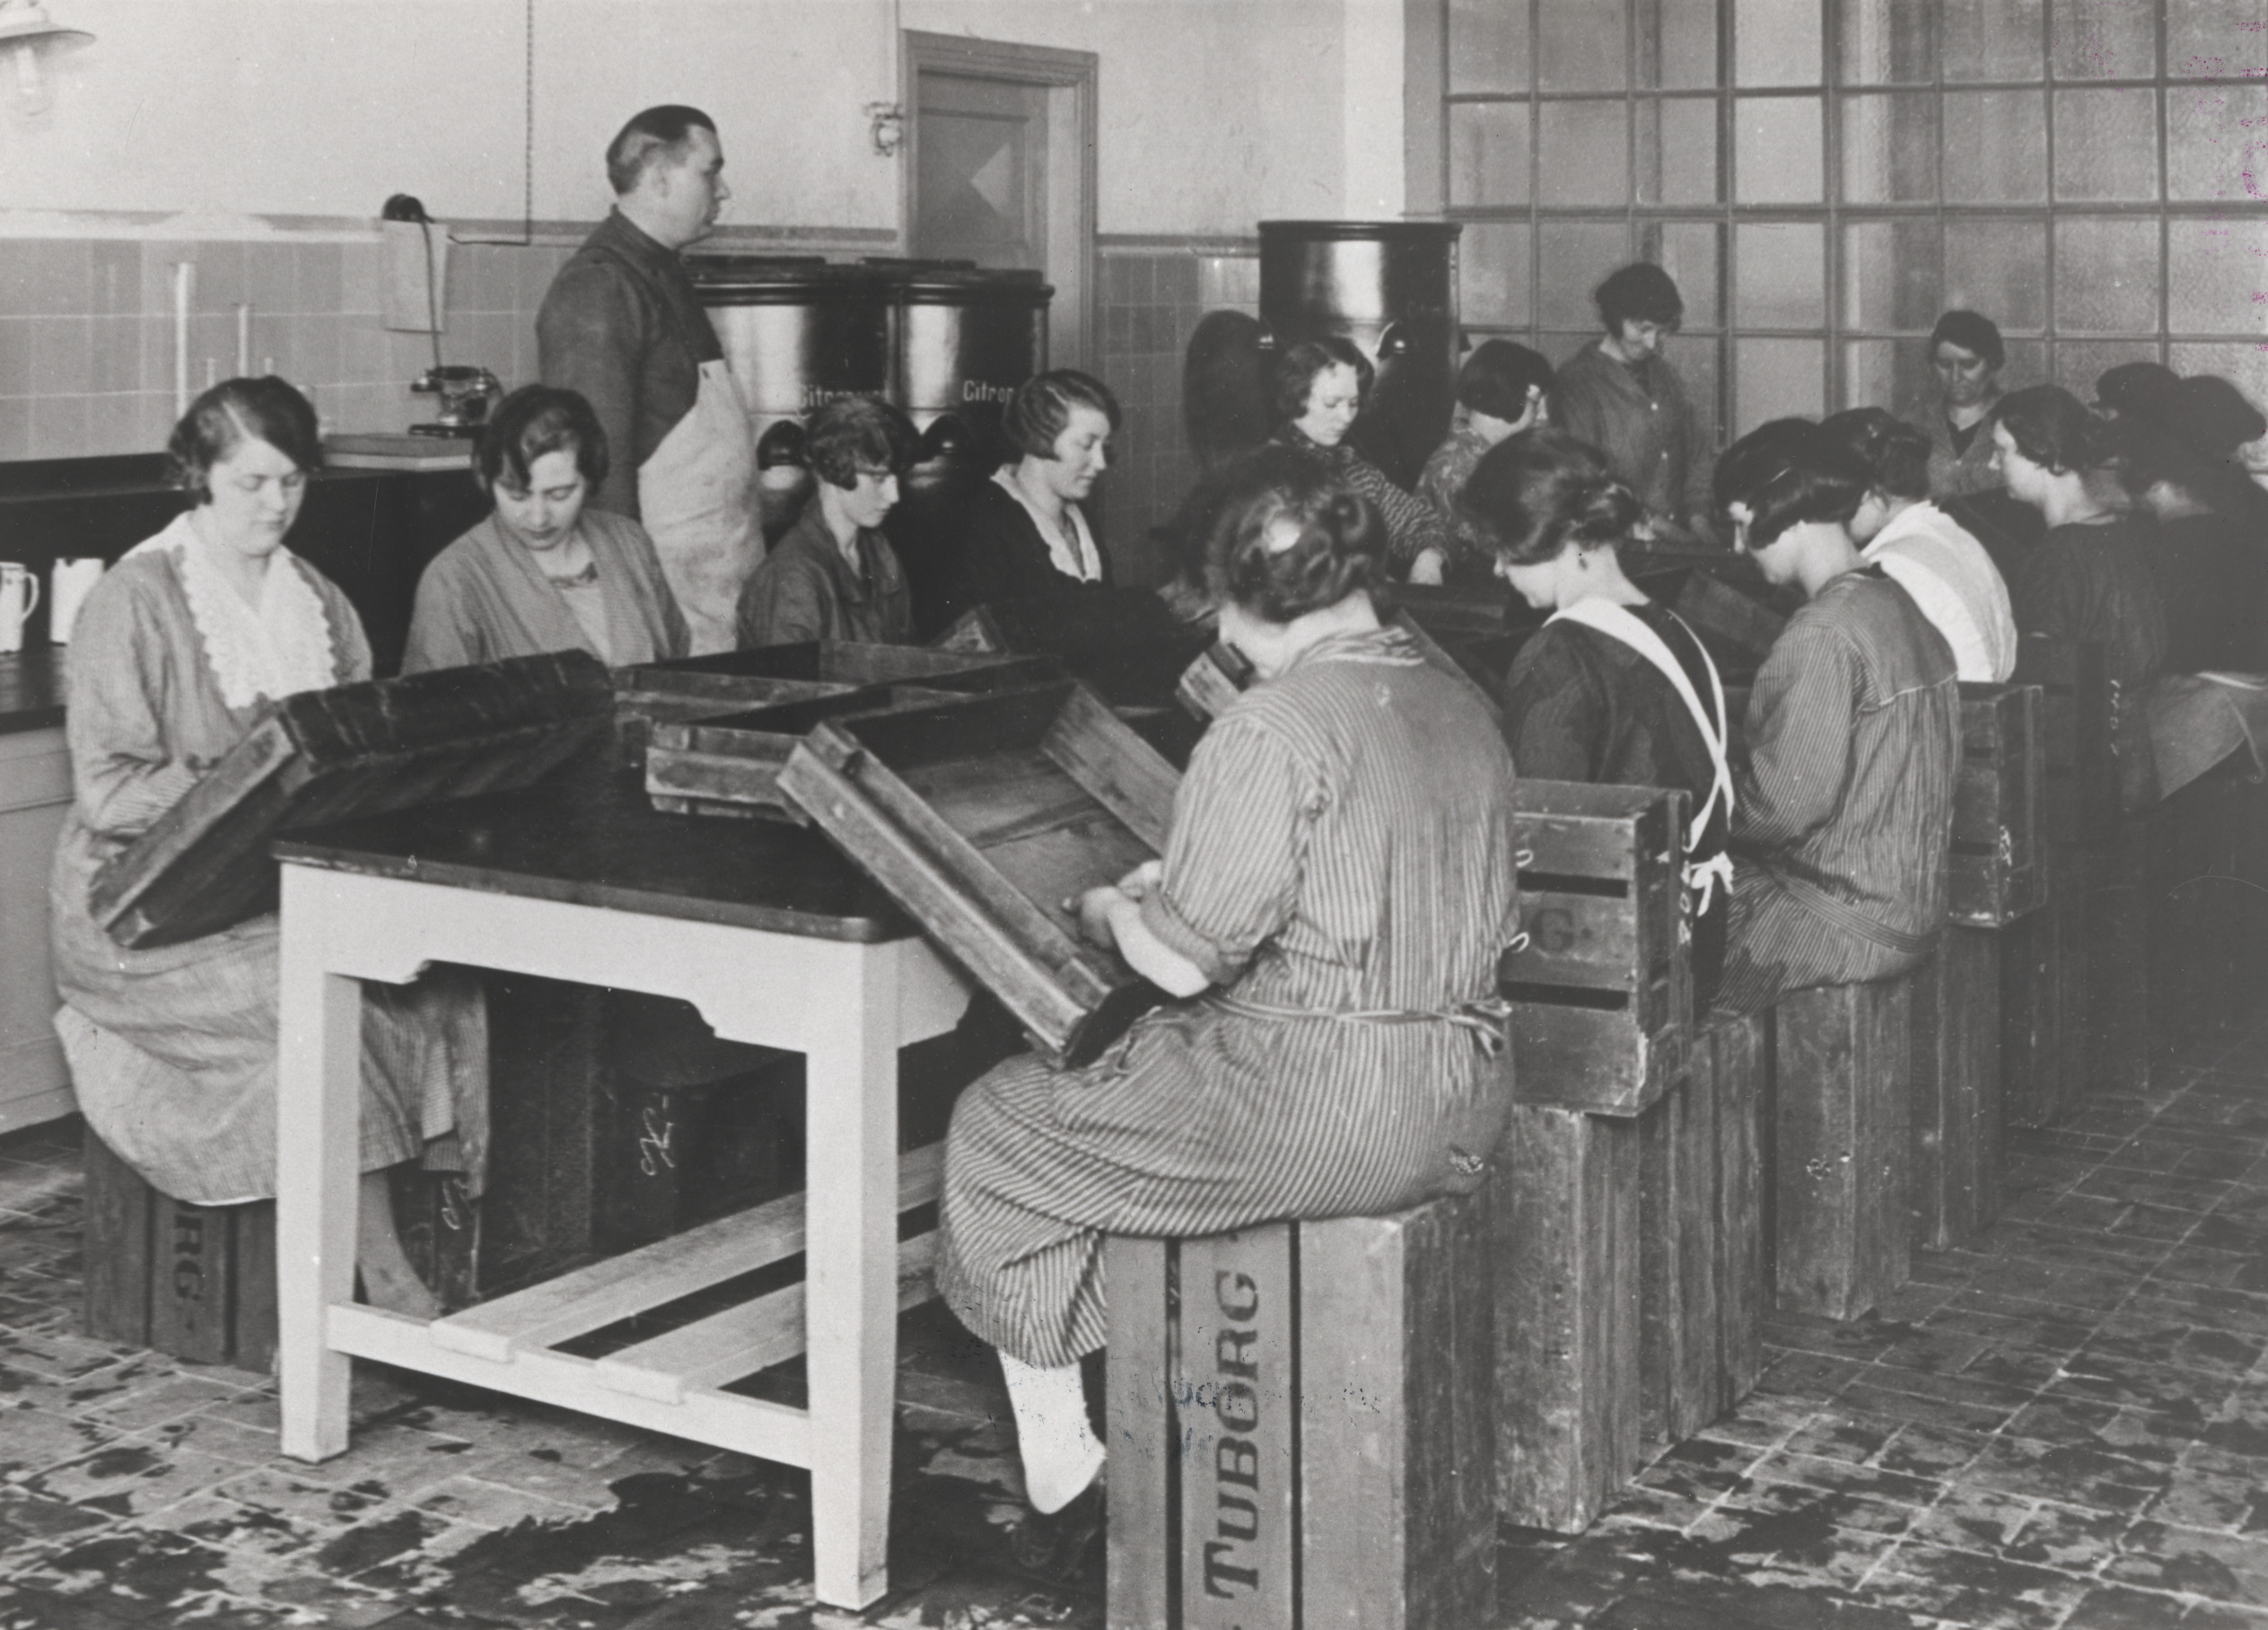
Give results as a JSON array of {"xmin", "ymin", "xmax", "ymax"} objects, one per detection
[
  {"xmin": 1706, "ymin": 1010, "xmax": 1771, "ymax": 1414},
  {"xmin": 1911, "ymin": 927, "xmax": 2002, "ymax": 1252},
  {"xmin": 1503, "ymin": 781, "xmax": 1692, "ymax": 1117},
  {"xmin": 2015, "ymin": 636, "xmax": 2115, "ymax": 848},
  {"xmin": 1105, "ymin": 1194, "xmax": 1496, "ymax": 1630},
  {"xmin": 779, "ymin": 679, "xmax": 1179, "ymax": 1067},
  {"xmin": 1772, "ymin": 972, "xmax": 1915, "ymax": 1322},
  {"xmin": 1639, "ymin": 1067, "xmax": 1717, "ymax": 1450},
  {"xmin": 645, "ymin": 684, "xmax": 973, "ymax": 819},
  {"xmin": 1952, "ymin": 683, "xmax": 2047, "ymax": 926},
  {"xmin": 92, "ymin": 651, "xmax": 611, "ymax": 950},
  {"xmin": 594, "ymin": 1051, "xmax": 801, "ymax": 1256}
]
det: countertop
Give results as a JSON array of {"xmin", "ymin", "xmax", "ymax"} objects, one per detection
[{"xmin": 0, "ymin": 649, "xmax": 67, "ymax": 736}]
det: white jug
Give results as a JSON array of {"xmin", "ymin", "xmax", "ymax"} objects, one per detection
[
  {"xmin": 49, "ymin": 557, "xmax": 104, "ymax": 644},
  {"xmin": 0, "ymin": 562, "xmax": 39, "ymax": 655}
]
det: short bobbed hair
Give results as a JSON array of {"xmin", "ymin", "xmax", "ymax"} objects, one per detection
[
  {"xmin": 805, "ymin": 396, "xmax": 920, "ymax": 490},
  {"xmin": 1992, "ymin": 385, "xmax": 2105, "ymax": 475},
  {"xmin": 1458, "ymin": 339, "xmax": 1555, "ymax": 422},
  {"xmin": 1459, "ymin": 429, "xmax": 1643, "ymax": 568},
  {"xmin": 2171, "ymin": 374, "xmax": 2268, "ymax": 460},
  {"xmin": 606, "ymin": 104, "xmax": 717, "ymax": 195},
  {"xmin": 479, "ymin": 384, "xmax": 609, "ymax": 495},
  {"xmin": 1003, "ymin": 370, "xmax": 1122, "ymax": 461},
  {"xmin": 1929, "ymin": 310, "xmax": 2005, "ymax": 372},
  {"xmin": 1272, "ymin": 335, "xmax": 1372, "ymax": 426},
  {"xmin": 1595, "ymin": 263, "xmax": 1684, "ymax": 333},
  {"xmin": 1201, "ymin": 443, "xmax": 1388, "ymax": 625},
  {"xmin": 1819, "ymin": 407, "xmax": 1933, "ymax": 503},
  {"xmin": 2093, "ymin": 361, "xmax": 2183, "ymax": 424},
  {"xmin": 1713, "ymin": 418, "xmax": 1872, "ymax": 550},
  {"xmin": 2109, "ymin": 414, "xmax": 2220, "ymax": 501},
  {"xmin": 168, "ymin": 376, "xmax": 324, "ymax": 504}
]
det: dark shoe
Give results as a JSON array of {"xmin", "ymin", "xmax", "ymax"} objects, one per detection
[{"xmin": 1008, "ymin": 1475, "xmax": 1106, "ymax": 1585}]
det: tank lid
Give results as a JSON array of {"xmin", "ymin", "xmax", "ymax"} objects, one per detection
[
  {"xmin": 893, "ymin": 266, "xmax": 1053, "ymax": 302},
  {"xmin": 1257, "ymin": 219, "xmax": 1465, "ymax": 243},
  {"xmin": 689, "ymin": 257, "xmax": 896, "ymax": 302}
]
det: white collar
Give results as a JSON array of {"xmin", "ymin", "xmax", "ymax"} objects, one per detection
[
  {"xmin": 992, "ymin": 465, "xmax": 1100, "ymax": 583},
  {"xmin": 132, "ymin": 512, "xmax": 337, "ymax": 711}
]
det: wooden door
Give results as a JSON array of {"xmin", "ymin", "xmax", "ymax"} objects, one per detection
[{"xmin": 915, "ymin": 73, "xmax": 1047, "ymax": 271}]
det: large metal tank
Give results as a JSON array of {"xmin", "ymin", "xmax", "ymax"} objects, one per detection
[
  {"xmin": 690, "ymin": 256, "xmax": 893, "ymax": 540},
  {"xmin": 1258, "ymin": 220, "xmax": 1462, "ymax": 490}
]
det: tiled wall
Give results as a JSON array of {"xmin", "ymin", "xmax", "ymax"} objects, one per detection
[
  {"xmin": 1094, "ymin": 244, "xmax": 1258, "ymax": 586},
  {"xmin": 0, "ymin": 234, "xmax": 575, "ymax": 462}
]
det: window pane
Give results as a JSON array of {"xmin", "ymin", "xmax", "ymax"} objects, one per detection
[
  {"xmin": 1644, "ymin": 0, "xmax": 1720, "ymax": 90},
  {"xmin": 1449, "ymin": 0, "xmax": 1531, "ymax": 93},
  {"xmin": 1458, "ymin": 222, "xmax": 1533, "ymax": 329},
  {"xmin": 1449, "ymin": 102, "xmax": 1532, "ymax": 206},
  {"xmin": 2054, "ymin": 89, "xmax": 2159, "ymax": 202},
  {"xmin": 1539, "ymin": 0, "xmax": 1627, "ymax": 92},
  {"xmin": 1544, "ymin": 332, "xmax": 1605, "ymax": 372},
  {"xmin": 1942, "ymin": 92, "xmax": 2047, "ymax": 203},
  {"xmin": 2057, "ymin": 340, "xmax": 2164, "ymax": 401},
  {"xmin": 2168, "ymin": 343, "xmax": 2268, "ymax": 414},
  {"xmin": 1843, "ymin": 338, "xmax": 1936, "ymax": 418},
  {"xmin": 1841, "ymin": 93, "xmax": 1938, "ymax": 204},
  {"xmin": 1998, "ymin": 339, "xmax": 2048, "ymax": 390},
  {"xmin": 1539, "ymin": 223, "xmax": 1633, "ymax": 329},
  {"xmin": 1540, "ymin": 100, "xmax": 1630, "ymax": 206},
  {"xmin": 2169, "ymin": 0, "xmax": 2268, "ymax": 79},
  {"xmin": 1735, "ymin": 223, "xmax": 1825, "ymax": 329},
  {"xmin": 1736, "ymin": 337, "xmax": 1824, "ymax": 428},
  {"xmin": 1677, "ymin": 336, "xmax": 1722, "ymax": 456},
  {"xmin": 1944, "ymin": 0, "xmax": 2045, "ymax": 83},
  {"xmin": 1734, "ymin": 0, "xmax": 1819, "ymax": 85},
  {"xmin": 1650, "ymin": 220, "xmax": 1722, "ymax": 329},
  {"xmin": 1733, "ymin": 96, "xmax": 1822, "ymax": 203},
  {"xmin": 1637, "ymin": 98, "xmax": 1720, "ymax": 205},
  {"xmin": 1841, "ymin": 0, "xmax": 1936, "ymax": 85},
  {"xmin": 2168, "ymin": 218, "xmax": 2268, "ymax": 332},
  {"xmin": 2053, "ymin": 219, "xmax": 2161, "ymax": 334},
  {"xmin": 2053, "ymin": 0, "xmax": 2158, "ymax": 80},
  {"xmin": 2171, "ymin": 84, "xmax": 2268, "ymax": 201},
  {"xmin": 1843, "ymin": 218, "xmax": 1942, "ymax": 331},
  {"xmin": 1945, "ymin": 217, "xmax": 2048, "ymax": 332}
]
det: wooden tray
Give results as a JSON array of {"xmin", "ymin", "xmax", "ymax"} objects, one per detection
[
  {"xmin": 1951, "ymin": 681, "xmax": 2047, "ymax": 926},
  {"xmin": 92, "ymin": 651, "xmax": 610, "ymax": 949},
  {"xmin": 932, "ymin": 588, "xmax": 1214, "ymax": 711},
  {"xmin": 645, "ymin": 683, "xmax": 971, "ymax": 819},
  {"xmin": 779, "ymin": 680, "xmax": 1179, "ymax": 1067},
  {"xmin": 1386, "ymin": 581, "xmax": 1519, "ymax": 640}
]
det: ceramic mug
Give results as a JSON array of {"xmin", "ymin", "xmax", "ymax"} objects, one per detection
[
  {"xmin": 48, "ymin": 557, "xmax": 103, "ymax": 644},
  {"xmin": 0, "ymin": 562, "xmax": 39, "ymax": 655}
]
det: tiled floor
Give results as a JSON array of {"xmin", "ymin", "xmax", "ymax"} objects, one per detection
[{"xmin": 2, "ymin": 1021, "xmax": 2267, "ymax": 1627}]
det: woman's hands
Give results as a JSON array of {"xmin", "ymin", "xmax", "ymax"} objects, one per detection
[
  {"xmin": 1067, "ymin": 862, "xmax": 1163, "ymax": 951},
  {"xmin": 1062, "ymin": 861, "xmax": 1210, "ymax": 997}
]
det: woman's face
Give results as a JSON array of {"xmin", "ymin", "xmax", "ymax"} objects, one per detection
[
  {"xmin": 1038, "ymin": 404, "xmax": 1113, "ymax": 504},
  {"xmin": 1295, "ymin": 364, "xmax": 1362, "ymax": 448},
  {"xmin": 1934, "ymin": 342, "xmax": 1999, "ymax": 410},
  {"xmin": 491, "ymin": 449, "xmax": 589, "ymax": 552},
  {"xmin": 1991, "ymin": 421, "xmax": 2049, "ymax": 508},
  {"xmin": 202, "ymin": 435, "xmax": 307, "ymax": 560}
]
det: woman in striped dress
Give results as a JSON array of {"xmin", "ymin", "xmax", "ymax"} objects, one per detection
[
  {"xmin": 1269, "ymin": 335, "xmax": 1456, "ymax": 582},
  {"xmin": 934, "ymin": 444, "xmax": 1522, "ymax": 1571}
]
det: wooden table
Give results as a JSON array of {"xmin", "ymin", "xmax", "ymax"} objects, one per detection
[{"xmin": 269, "ymin": 757, "xmax": 970, "ymax": 1610}]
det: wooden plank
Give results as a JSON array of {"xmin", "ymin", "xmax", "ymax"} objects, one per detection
[
  {"xmin": 1710, "ymin": 1012, "xmax": 1769, "ymax": 1412},
  {"xmin": 1503, "ymin": 1003, "xmax": 1678, "ymax": 1118},
  {"xmin": 1045, "ymin": 683, "xmax": 1179, "ymax": 854},
  {"xmin": 81, "ymin": 1126, "xmax": 153, "ymax": 1350},
  {"xmin": 1638, "ymin": 1081, "xmax": 1686, "ymax": 1450},
  {"xmin": 1773, "ymin": 976, "xmax": 1913, "ymax": 1321},
  {"xmin": 1493, "ymin": 1105, "xmax": 1640, "ymax": 1532},
  {"xmin": 148, "ymin": 1191, "xmax": 235, "ymax": 1366},
  {"xmin": 1675, "ymin": 1055, "xmax": 1721, "ymax": 1437},
  {"xmin": 1178, "ymin": 1224, "xmax": 1297, "ymax": 1630},
  {"xmin": 1106, "ymin": 1237, "xmax": 1175, "ymax": 1630},
  {"xmin": 1910, "ymin": 929, "xmax": 2002, "ymax": 1252},
  {"xmin": 233, "ymin": 1197, "xmax": 279, "ymax": 1374}
]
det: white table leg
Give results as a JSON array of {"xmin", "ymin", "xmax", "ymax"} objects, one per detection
[
  {"xmin": 802, "ymin": 941, "xmax": 901, "ymax": 1609},
  {"xmin": 276, "ymin": 872, "xmax": 362, "ymax": 1461}
]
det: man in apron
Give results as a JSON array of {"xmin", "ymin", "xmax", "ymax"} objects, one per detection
[{"xmin": 539, "ymin": 105, "xmax": 758, "ymax": 653}]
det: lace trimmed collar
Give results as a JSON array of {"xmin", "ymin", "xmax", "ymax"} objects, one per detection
[
  {"xmin": 130, "ymin": 512, "xmax": 337, "ymax": 712},
  {"xmin": 991, "ymin": 465, "xmax": 1101, "ymax": 583}
]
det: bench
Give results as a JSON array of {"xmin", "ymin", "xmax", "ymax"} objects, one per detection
[{"xmin": 1106, "ymin": 1193, "xmax": 1496, "ymax": 1630}]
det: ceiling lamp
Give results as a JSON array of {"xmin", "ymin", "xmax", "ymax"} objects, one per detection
[{"xmin": 0, "ymin": 2, "xmax": 92, "ymax": 117}]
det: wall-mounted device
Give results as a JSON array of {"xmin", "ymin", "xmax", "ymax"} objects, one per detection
[{"xmin": 410, "ymin": 365, "xmax": 502, "ymax": 439}]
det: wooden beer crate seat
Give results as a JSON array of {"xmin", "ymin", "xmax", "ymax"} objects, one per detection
[
  {"xmin": 1105, "ymin": 1192, "xmax": 1496, "ymax": 1630},
  {"xmin": 612, "ymin": 640, "xmax": 1055, "ymax": 770},
  {"xmin": 778, "ymin": 679, "xmax": 1179, "ymax": 1067},
  {"xmin": 92, "ymin": 651, "xmax": 612, "ymax": 950},
  {"xmin": 1773, "ymin": 969, "xmax": 1918, "ymax": 1321}
]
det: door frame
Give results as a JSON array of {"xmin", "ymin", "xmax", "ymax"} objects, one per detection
[{"xmin": 901, "ymin": 29, "xmax": 1099, "ymax": 372}]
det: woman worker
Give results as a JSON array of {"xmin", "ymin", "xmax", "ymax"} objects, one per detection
[
  {"xmin": 1462, "ymin": 428, "xmax": 1733, "ymax": 1010},
  {"xmin": 931, "ymin": 370, "xmax": 1120, "ymax": 633},
  {"xmin": 738, "ymin": 396, "xmax": 921, "ymax": 646},
  {"xmin": 2108, "ymin": 409, "xmax": 2265, "ymax": 674},
  {"xmin": 1711, "ymin": 419, "xmax": 1961, "ymax": 1016},
  {"xmin": 51, "ymin": 378, "xmax": 485, "ymax": 1317},
  {"xmin": 402, "ymin": 384, "xmax": 688, "ymax": 673},
  {"xmin": 936, "ymin": 445, "xmax": 1520, "ymax": 1573},
  {"xmin": 1551, "ymin": 262, "xmax": 1712, "ymax": 542},
  {"xmin": 1271, "ymin": 335, "xmax": 1455, "ymax": 582},
  {"xmin": 1923, "ymin": 311, "xmax": 2009, "ymax": 501},
  {"xmin": 1820, "ymin": 407, "xmax": 2018, "ymax": 683},
  {"xmin": 1418, "ymin": 338, "xmax": 1554, "ymax": 583}
]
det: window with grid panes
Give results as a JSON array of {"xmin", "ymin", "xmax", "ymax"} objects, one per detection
[{"xmin": 1432, "ymin": 0, "xmax": 2268, "ymax": 445}]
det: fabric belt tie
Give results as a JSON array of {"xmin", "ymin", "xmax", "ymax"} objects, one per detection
[
  {"xmin": 1213, "ymin": 991, "xmax": 1516, "ymax": 1059},
  {"xmin": 1687, "ymin": 850, "xmax": 1736, "ymax": 918},
  {"xmin": 1775, "ymin": 870, "xmax": 1937, "ymax": 958}
]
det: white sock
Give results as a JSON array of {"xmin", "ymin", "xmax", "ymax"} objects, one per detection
[{"xmin": 1000, "ymin": 1352, "xmax": 1106, "ymax": 1514}]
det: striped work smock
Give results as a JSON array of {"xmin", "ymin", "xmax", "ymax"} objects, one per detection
[{"xmin": 934, "ymin": 622, "xmax": 1522, "ymax": 1369}]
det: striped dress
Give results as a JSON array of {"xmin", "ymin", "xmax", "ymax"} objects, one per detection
[
  {"xmin": 1715, "ymin": 567, "xmax": 1961, "ymax": 1016},
  {"xmin": 934, "ymin": 623, "xmax": 1522, "ymax": 1369}
]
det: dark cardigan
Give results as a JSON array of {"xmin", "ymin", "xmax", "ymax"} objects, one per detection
[{"xmin": 928, "ymin": 474, "xmax": 1111, "ymax": 634}]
